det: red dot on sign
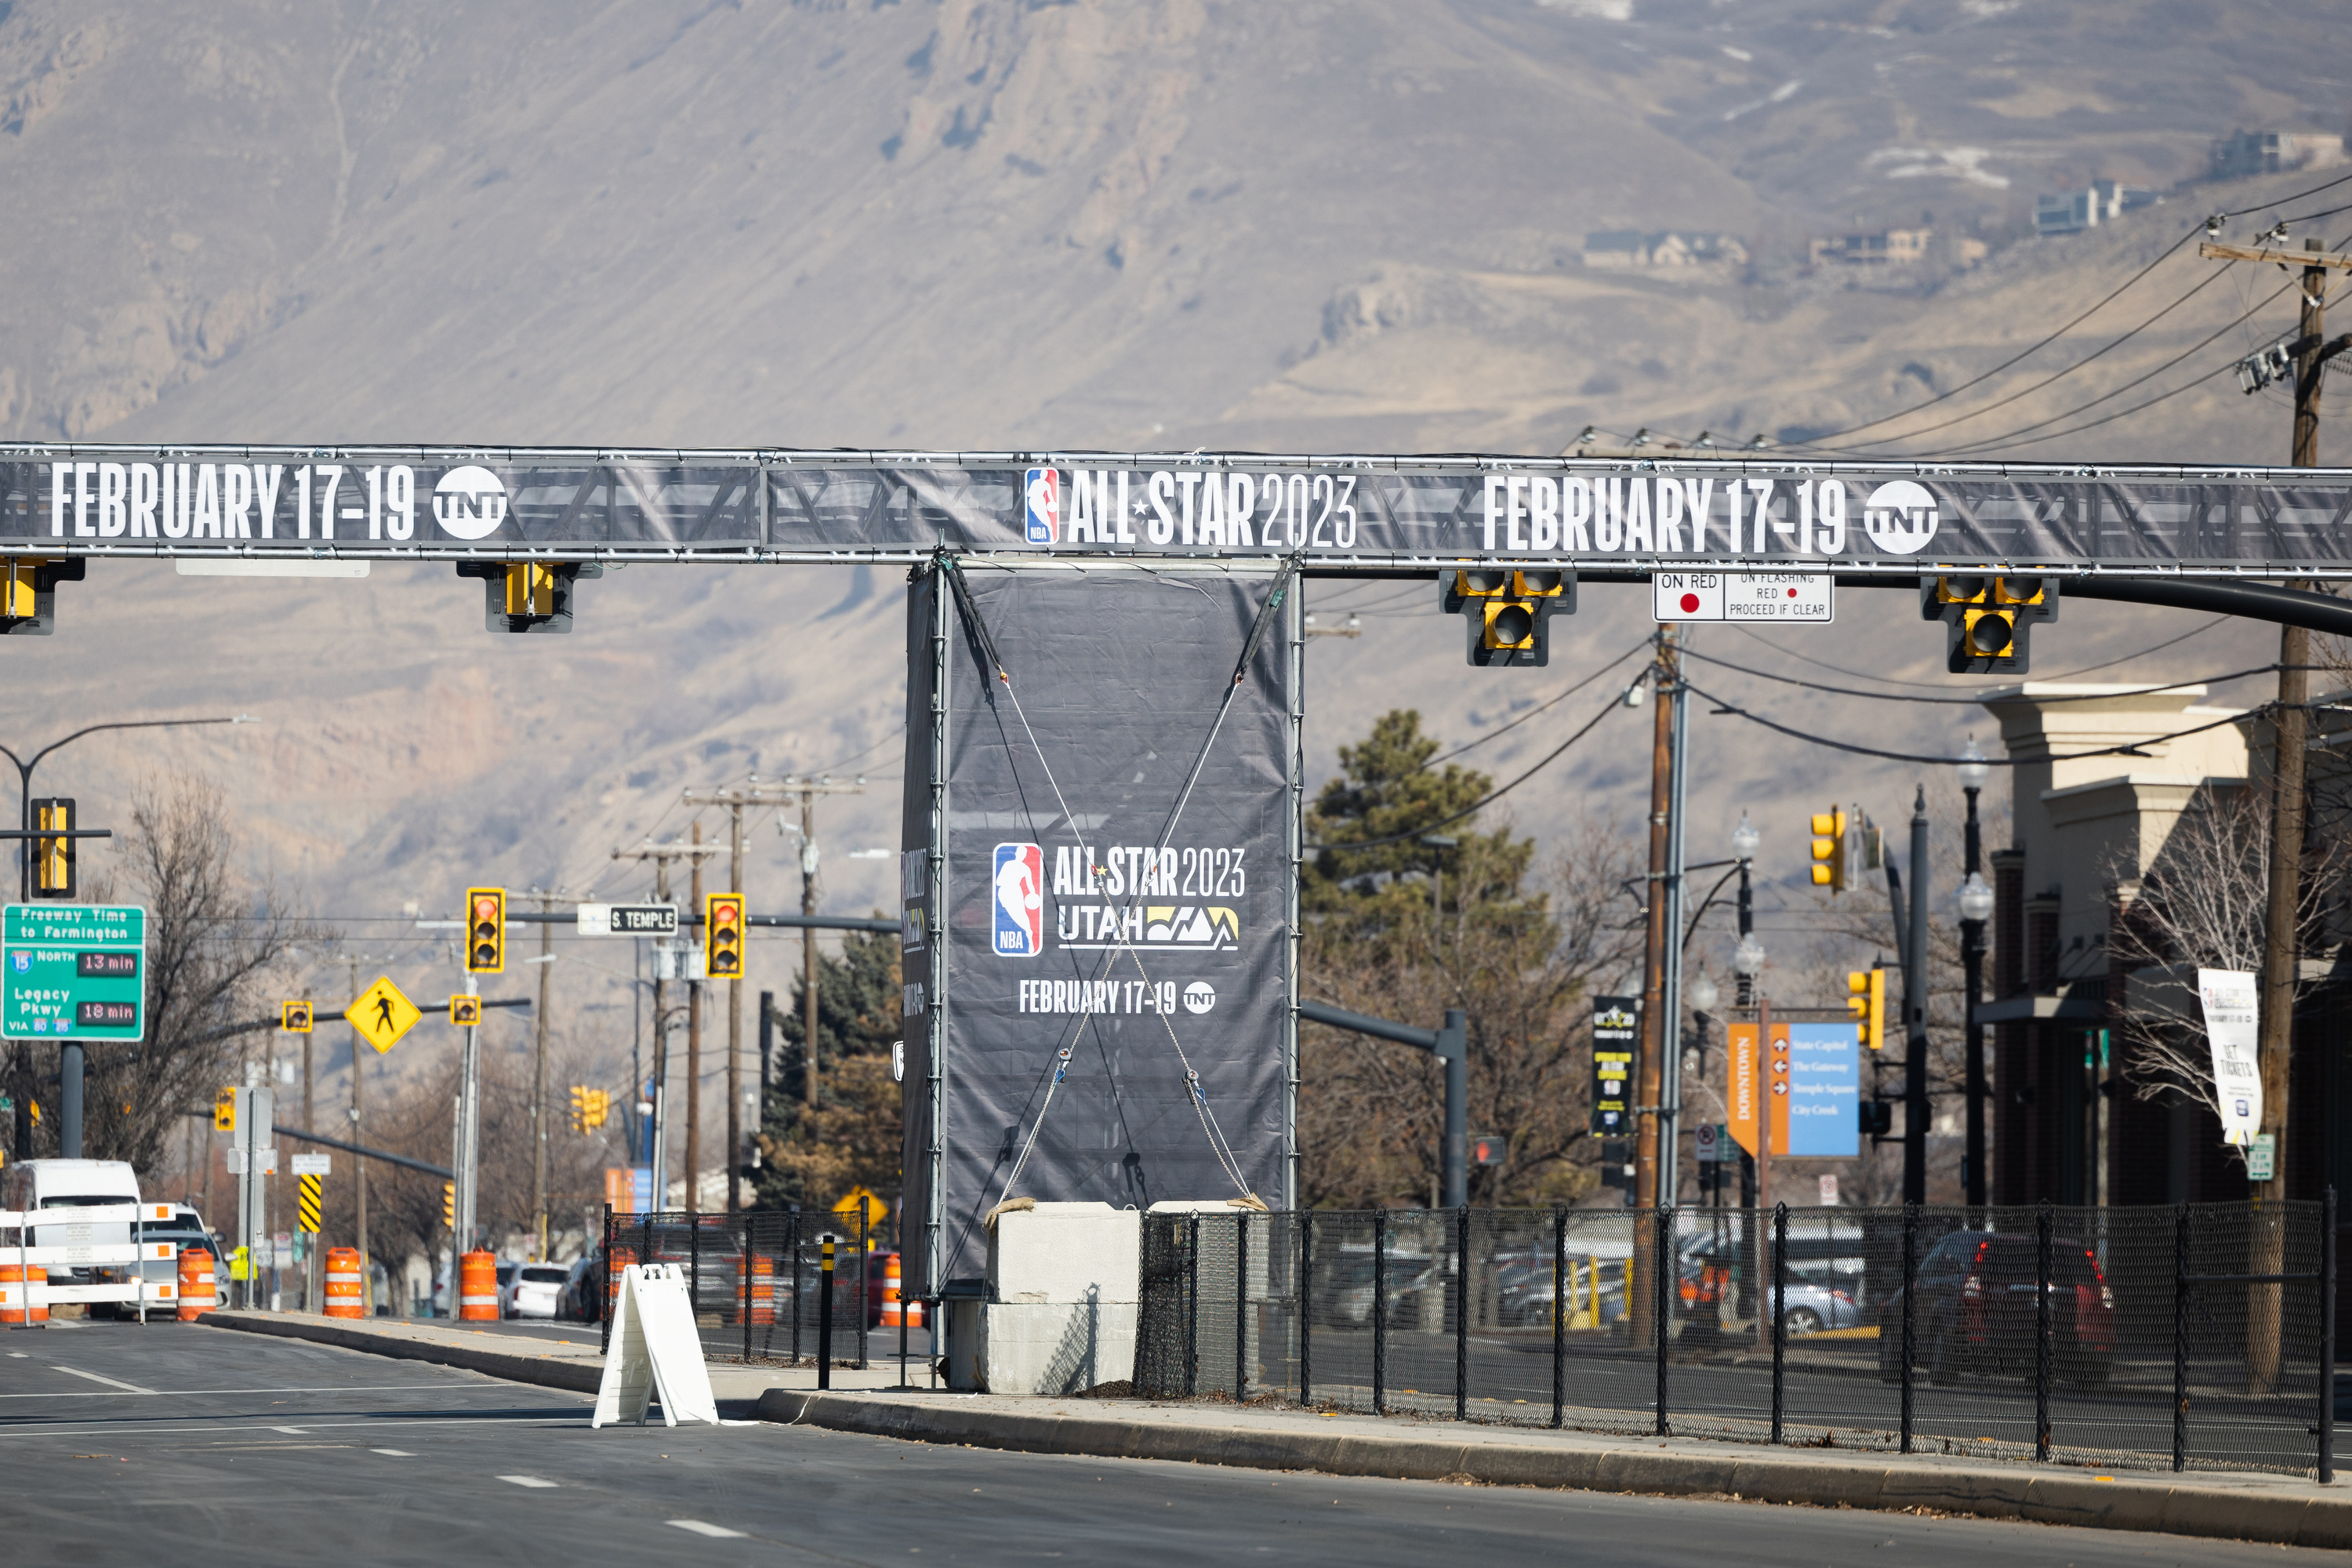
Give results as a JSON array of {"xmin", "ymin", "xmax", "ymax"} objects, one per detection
[
  {"xmin": 1679, "ymin": 593, "xmax": 1700, "ymax": 613},
  {"xmin": 1788, "ymin": 589, "xmax": 1798, "ymax": 598}
]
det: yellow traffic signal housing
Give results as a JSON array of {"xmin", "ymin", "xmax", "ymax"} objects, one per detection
[
  {"xmin": 1922, "ymin": 575, "xmax": 2057, "ymax": 674},
  {"xmin": 1439, "ymin": 568, "xmax": 1573, "ymax": 669},
  {"xmin": 586, "ymin": 1088, "xmax": 609, "ymax": 1131},
  {"xmin": 281, "ymin": 1000, "xmax": 314, "ymax": 1033},
  {"xmin": 0, "ymin": 556, "xmax": 83, "ymax": 637},
  {"xmin": 569, "ymin": 1084, "xmax": 588, "ymax": 1133},
  {"xmin": 1847, "ymin": 967, "xmax": 1887, "ymax": 1049},
  {"xmin": 213, "ymin": 1087, "xmax": 236, "ymax": 1132},
  {"xmin": 31, "ymin": 797, "xmax": 74, "ymax": 898},
  {"xmin": 442, "ymin": 1181, "xmax": 456, "ymax": 1230},
  {"xmin": 706, "ymin": 894, "xmax": 746, "ymax": 979},
  {"xmin": 1809, "ymin": 809, "xmax": 1848, "ymax": 891},
  {"xmin": 455, "ymin": 560, "xmax": 601, "ymax": 634},
  {"xmin": 465, "ymin": 887, "xmax": 506, "ymax": 975},
  {"xmin": 449, "ymin": 995, "xmax": 482, "ymax": 1028}
]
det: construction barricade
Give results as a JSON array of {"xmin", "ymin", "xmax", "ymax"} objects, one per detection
[
  {"xmin": 879, "ymin": 1251, "xmax": 922, "ymax": 1328},
  {"xmin": 0, "ymin": 1263, "xmax": 47, "ymax": 1326},
  {"xmin": 323, "ymin": 1248, "xmax": 364, "ymax": 1319},
  {"xmin": 176, "ymin": 1249, "xmax": 218, "ymax": 1321},
  {"xmin": 459, "ymin": 1250, "xmax": 499, "ymax": 1320}
]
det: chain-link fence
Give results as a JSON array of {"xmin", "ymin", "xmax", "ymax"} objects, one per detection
[
  {"xmin": 597, "ymin": 1207, "xmax": 871, "ymax": 1367},
  {"xmin": 1136, "ymin": 1199, "xmax": 2340, "ymax": 1479}
]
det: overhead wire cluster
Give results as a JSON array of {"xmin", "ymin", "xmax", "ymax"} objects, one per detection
[{"xmin": 1565, "ymin": 165, "xmax": 2352, "ymax": 462}]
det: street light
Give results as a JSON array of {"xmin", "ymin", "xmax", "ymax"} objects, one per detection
[
  {"xmin": 3, "ymin": 713, "xmax": 256, "ymax": 1162},
  {"xmin": 1957, "ymin": 735, "xmax": 1992, "ymax": 1207},
  {"xmin": 1730, "ymin": 814, "xmax": 1760, "ymax": 1005},
  {"xmin": 1733, "ymin": 934, "xmax": 1766, "ymax": 980}
]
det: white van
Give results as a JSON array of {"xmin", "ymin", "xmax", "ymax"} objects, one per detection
[{"xmin": 2, "ymin": 1158, "xmax": 144, "ymax": 1293}]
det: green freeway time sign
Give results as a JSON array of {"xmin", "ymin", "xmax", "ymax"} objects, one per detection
[{"xmin": 4, "ymin": 905, "xmax": 146, "ymax": 1044}]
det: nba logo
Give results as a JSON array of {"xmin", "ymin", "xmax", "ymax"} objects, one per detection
[
  {"xmin": 992, "ymin": 842, "xmax": 1045, "ymax": 956},
  {"xmin": 1023, "ymin": 467, "xmax": 1059, "ymax": 545}
]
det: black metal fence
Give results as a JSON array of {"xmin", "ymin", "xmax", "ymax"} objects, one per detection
[
  {"xmin": 1136, "ymin": 1197, "xmax": 2340, "ymax": 1479},
  {"xmin": 597, "ymin": 1207, "xmax": 871, "ymax": 1367}
]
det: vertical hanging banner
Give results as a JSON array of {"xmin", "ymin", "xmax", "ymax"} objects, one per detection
[
  {"xmin": 2196, "ymin": 967, "xmax": 2261, "ymax": 1146},
  {"xmin": 1783, "ymin": 1024, "xmax": 1859, "ymax": 1158},
  {"xmin": 1726, "ymin": 1021, "xmax": 1795, "ymax": 1157},
  {"xmin": 900, "ymin": 565, "xmax": 1297, "ymax": 1294},
  {"xmin": 1589, "ymin": 996, "xmax": 1637, "ymax": 1135}
]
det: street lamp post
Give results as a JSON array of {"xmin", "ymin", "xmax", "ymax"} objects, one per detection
[
  {"xmin": 1729, "ymin": 813, "xmax": 1760, "ymax": 1007},
  {"xmin": 1957, "ymin": 739, "xmax": 1994, "ymax": 1209},
  {"xmin": 1, "ymin": 714, "xmax": 252, "ymax": 1160},
  {"xmin": 1732, "ymin": 927, "xmax": 1768, "ymax": 1345}
]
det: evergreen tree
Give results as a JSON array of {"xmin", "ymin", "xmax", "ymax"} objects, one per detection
[{"xmin": 750, "ymin": 926, "xmax": 904, "ymax": 1219}]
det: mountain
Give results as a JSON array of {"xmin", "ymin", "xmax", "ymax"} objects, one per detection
[{"xmin": 0, "ymin": 0, "xmax": 2334, "ymax": 1142}]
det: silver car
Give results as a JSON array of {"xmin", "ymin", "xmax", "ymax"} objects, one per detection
[{"xmin": 502, "ymin": 1262, "xmax": 569, "ymax": 1319}]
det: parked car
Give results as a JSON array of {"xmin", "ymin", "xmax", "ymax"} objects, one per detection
[
  {"xmin": 557, "ymin": 1254, "xmax": 602, "ymax": 1323},
  {"xmin": 503, "ymin": 1262, "xmax": 569, "ymax": 1319},
  {"xmin": 1875, "ymin": 1229, "xmax": 2114, "ymax": 1388}
]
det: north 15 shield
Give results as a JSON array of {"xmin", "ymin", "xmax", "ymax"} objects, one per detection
[{"xmin": 992, "ymin": 842, "xmax": 1045, "ymax": 956}]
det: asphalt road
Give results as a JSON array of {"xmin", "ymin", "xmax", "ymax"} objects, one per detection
[{"xmin": 0, "ymin": 1321, "xmax": 2324, "ymax": 1566}]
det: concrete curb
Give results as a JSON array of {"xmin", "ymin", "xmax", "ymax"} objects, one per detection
[
  {"xmin": 198, "ymin": 1312, "xmax": 603, "ymax": 1395},
  {"xmin": 751, "ymin": 1390, "xmax": 2352, "ymax": 1552}
]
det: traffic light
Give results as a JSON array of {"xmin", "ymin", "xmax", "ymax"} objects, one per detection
[
  {"xmin": 570, "ymin": 1086, "xmax": 610, "ymax": 1133},
  {"xmin": 449, "ymin": 995, "xmax": 482, "ymax": 1028},
  {"xmin": 1439, "ymin": 568, "xmax": 1573, "ymax": 668},
  {"xmin": 706, "ymin": 894, "xmax": 745, "ymax": 978},
  {"xmin": 281, "ymin": 1000, "xmax": 314, "ymax": 1033},
  {"xmin": 213, "ymin": 1087, "xmax": 236, "ymax": 1132},
  {"xmin": 1922, "ymin": 575, "xmax": 2057, "ymax": 674},
  {"xmin": 1847, "ymin": 967, "xmax": 1886, "ymax": 1050},
  {"xmin": 1809, "ymin": 808, "xmax": 1848, "ymax": 891},
  {"xmin": 442, "ymin": 1181, "xmax": 456, "ymax": 1230},
  {"xmin": 465, "ymin": 887, "xmax": 506, "ymax": 974},
  {"xmin": 31, "ymin": 797, "xmax": 74, "ymax": 898},
  {"xmin": 0, "ymin": 556, "xmax": 85, "ymax": 636},
  {"xmin": 454, "ymin": 561, "xmax": 602, "ymax": 634}
]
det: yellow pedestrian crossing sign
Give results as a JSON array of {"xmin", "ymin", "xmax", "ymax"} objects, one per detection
[
  {"xmin": 832, "ymin": 1185, "xmax": 886, "ymax": 1230},
  {"xmin": 345, "ymin": 976, "xmax": 420, "ymax": 1054}
]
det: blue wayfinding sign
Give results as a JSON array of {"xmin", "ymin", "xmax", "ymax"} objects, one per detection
[{"xmin": 1784, "ymin": 1023, "xmax": 1859, "ymax": 1158}]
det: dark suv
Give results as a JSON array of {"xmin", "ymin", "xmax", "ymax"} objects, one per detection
[{"xmin": 1875, "ymin": 1229, "xmax": 2114, "ymax": 1389}]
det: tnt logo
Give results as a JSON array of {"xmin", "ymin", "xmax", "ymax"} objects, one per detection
[
  {"xmin": 433, "ymin": 465, "xmax": 509, "ymax": 541},
  {"xmin": 1862, "ymin": 479, "xmax": 1939, "ymax": 556},
  {"xmin": 992, "ymin": 843, "xmax": 1045, "ymax": 956},
  {"xmin": 1022, "ymin": 467, "xmax": 1059, "ymax": 545}
]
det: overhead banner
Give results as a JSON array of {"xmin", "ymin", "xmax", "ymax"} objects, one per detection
[
  {"xmin": 7, "ymin": 448, "xmax": 2352, "ymax": 571},
  {"xmin": 898, "ymin": 564, "xmax": 1298, "ymax": 1294}
]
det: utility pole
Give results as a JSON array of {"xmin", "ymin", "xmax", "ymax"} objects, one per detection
[
  {"xmin": 347, "ymin": 956, "xmax": 368, "ymax": 1314},
  {"xmin": 531, "ymin": 890, "xmax": 555, "ymax": 1259},
  {"xmin": 2202, "ymin": 234, "xmax": 2352, "ymax": 1207},
  {"xmin": 688, "ymin": 821, "xmax": 705, "ymax": 1216},
  {"xmin": 1904, "ymin": 786, "xmax": 1930, "ymax": 1206},
  {"xmin": 611, "ymin": 837, "xmax": 726, "ymax": 1212},
  {"xmin": 681, "ymin": 776, "xmax": 865, "ymax": 1202},
  {"xmin": 1632, "ymin": 640, "xmax": 1671, "ymax": 1344}
]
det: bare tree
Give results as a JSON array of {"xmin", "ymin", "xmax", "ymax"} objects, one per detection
[{"xmin": 34, "ymin": 776, "xmax": 322, "ymax": 1181}]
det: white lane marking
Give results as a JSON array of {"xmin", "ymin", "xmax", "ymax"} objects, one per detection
[
  {"xmin": 51, "ymin": 1366, "xmax": 158, "ymax": 1396},
  {"xmin": 0, "ymin": 1414, "xmax": 590, "ymax": 1441},
  {"xmin": 668, "ymin": 1520, "xmax": 746, "ymax": 1538},
  {"xmin": 271, "ymin": 1426, "xmax": 308, "ymax": 1435},
  {"xmin": 5, "ymin": 1352, "xmax": 24, "ymax": 1359},
  {"xmin": 0, "ymin": 1382, "xmax": 486, "ymax": 1399},
  {"xmin": 372, "ymin": 1448, "xmax": 415, "ymax": 1456},
  {"xmin": 499, "ymin": 1475, "xmax": 560, "ymax": 1488}
]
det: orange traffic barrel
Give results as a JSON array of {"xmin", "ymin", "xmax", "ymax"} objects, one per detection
[
  {"xmin": 605, "ymin": 1247, "xmax": 637, "ymax": 1319},
  {"xmin": 323, "ymin": 1247, "xmax": 364, "ymax": 1319},
  {"xmin": 739, "ymin": 1254, "xmax": 775, "ymax": 1325},
  {"xmin": 0, "ymin": 1262, "xmax": 48, "ymax": 1327},
  {"xmin": 459, "ymin": 1250, "xmax": 499, "ymax": 1320},
  {"xmin": 879, "ymin": 1252, "xmax": 923, "ymax": 1328},
  {"xmin": 176, "ymin": 1249, "xmax": 219, "ymax": 1321}
]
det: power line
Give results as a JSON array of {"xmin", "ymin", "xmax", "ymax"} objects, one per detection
[
  {"xmin": 1679, "ymin": 646, "xmax": 2299, "ymax": 705},
  {"xmin": 1417, "ymin": 640, "xmax": 1648, "ymax": 771},
  {"xmin": 1686, "ymin": 679, "xmax": 2261, "ymax": 767}
]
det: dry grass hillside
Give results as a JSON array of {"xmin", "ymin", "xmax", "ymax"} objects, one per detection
[{"xmin": 0, "ymin": 0, "xmax": 2339, "ymax": 1141}]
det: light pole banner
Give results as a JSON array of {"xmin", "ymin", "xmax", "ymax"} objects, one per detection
[
  {"xmin": 8, "ymin": 448, "xmax": 2352, "ymax": 571},
  {"xmin": 2196, "ymin": 967, "xmax": 2262, "ymax": 1146}
]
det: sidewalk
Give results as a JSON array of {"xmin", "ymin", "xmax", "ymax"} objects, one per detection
[{"xmin": 201, "ymin": 1312, "xmax": 2350, "ymax": 1550}]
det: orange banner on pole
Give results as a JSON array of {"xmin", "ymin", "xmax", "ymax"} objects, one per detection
[{"xmin": 1727, "ymin": 1022, "xmax": 1791, "ymax": 1158}]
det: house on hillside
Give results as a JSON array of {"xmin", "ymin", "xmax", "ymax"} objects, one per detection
[
  {"xmin": 2034, "ymin": 180, "xmax": 2162, "ymax": 237},
  {"xmin": 1809, "ymin": 227, "xmax": 1940, "ymax": 267},
  {"xmin": 1581, "ymin": 230, "xmax": 1748, "ymax": 270},
  {"xmin": 1977, "ymin": 684, "xmax": 2352, "ymax": 1208},
  {"xmin": 2211, "ymin": 129, "xmax": 2349, "ymax": 183}
]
